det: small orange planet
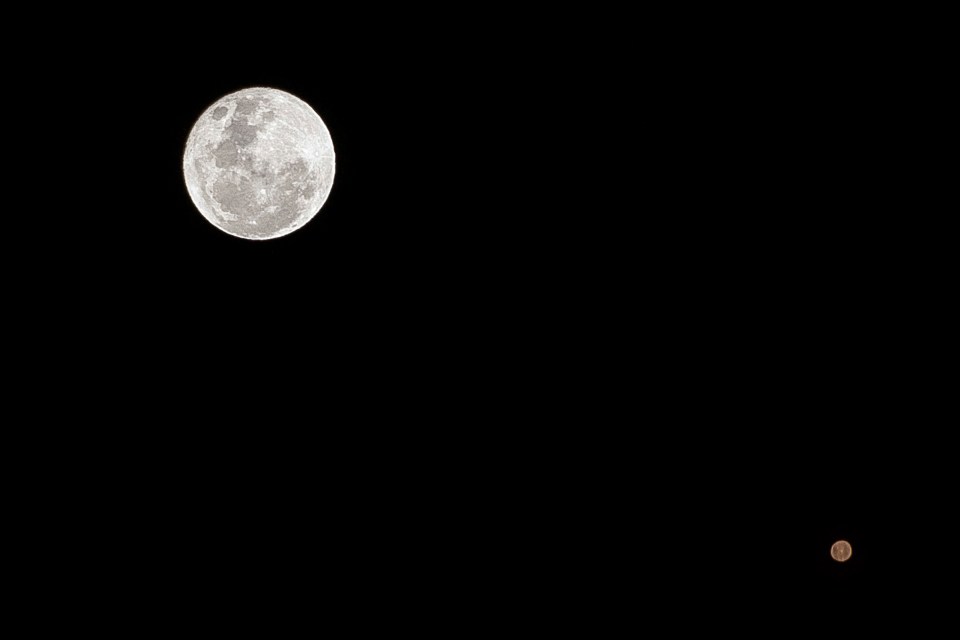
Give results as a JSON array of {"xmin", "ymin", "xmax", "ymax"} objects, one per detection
[{"xmin": 831, "ymin": 540, "xmax": 852, "ymax": 562}]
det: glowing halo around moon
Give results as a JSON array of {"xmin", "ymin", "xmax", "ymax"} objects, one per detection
[
  {"xmin": 830, "ymin": 540, "xmax": 852, "ymax": 562},
  {"xmin": 183, "ymin": 87, "xmax": 335, "ymax": 240}
]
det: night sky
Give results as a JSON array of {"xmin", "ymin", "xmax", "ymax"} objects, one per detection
[{"xmin": 15, "ymin": 5, "xmax": 946, "ymax": 631}]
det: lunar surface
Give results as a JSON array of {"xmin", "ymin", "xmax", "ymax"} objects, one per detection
[
  {"xmin": 831, "ymin": 540, "xmax": 852, "ymax": 562},
  {"xmin": 183, "ymin": 87, "xmax": 335, "ymax": 240}
]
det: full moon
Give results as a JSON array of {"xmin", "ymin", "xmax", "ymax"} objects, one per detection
[
  {"xmin": 183, "ymin": 87, "xmax": 335, "ymax": 240},
  {"xmin": 830, "ymin": 540, "xmax": 852, "ymax": 562}
]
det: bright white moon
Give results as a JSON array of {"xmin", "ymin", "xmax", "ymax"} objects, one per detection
[{"xmin": 183, "ymin": 87, "xmax": 335, "ymax": 240}]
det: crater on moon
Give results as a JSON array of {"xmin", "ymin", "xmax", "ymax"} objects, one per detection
[{"xmin": 183, "ymin": 87, "xmax": 336, "ymax": 240}]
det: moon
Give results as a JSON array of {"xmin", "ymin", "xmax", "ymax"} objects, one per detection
[
  {"xmin": 183, "ymin": 87, "xmax": 335, "ymax": 240},
  {"xmin": 830, "ymin": 540, "xmax": 852, "ymax": 562}
]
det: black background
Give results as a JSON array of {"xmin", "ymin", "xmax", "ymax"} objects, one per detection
[{"xmin": 12, "ymin": 6, "xmax": 949, "ymax": 630}]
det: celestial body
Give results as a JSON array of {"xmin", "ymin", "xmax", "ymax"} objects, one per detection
[
  {"xmin": 183, "ymin": 87, "xmax": 335, "ymax": 240},
  {"xmin": 830, "ymin": 540, "xmax": 852, "ymax": 562}
]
